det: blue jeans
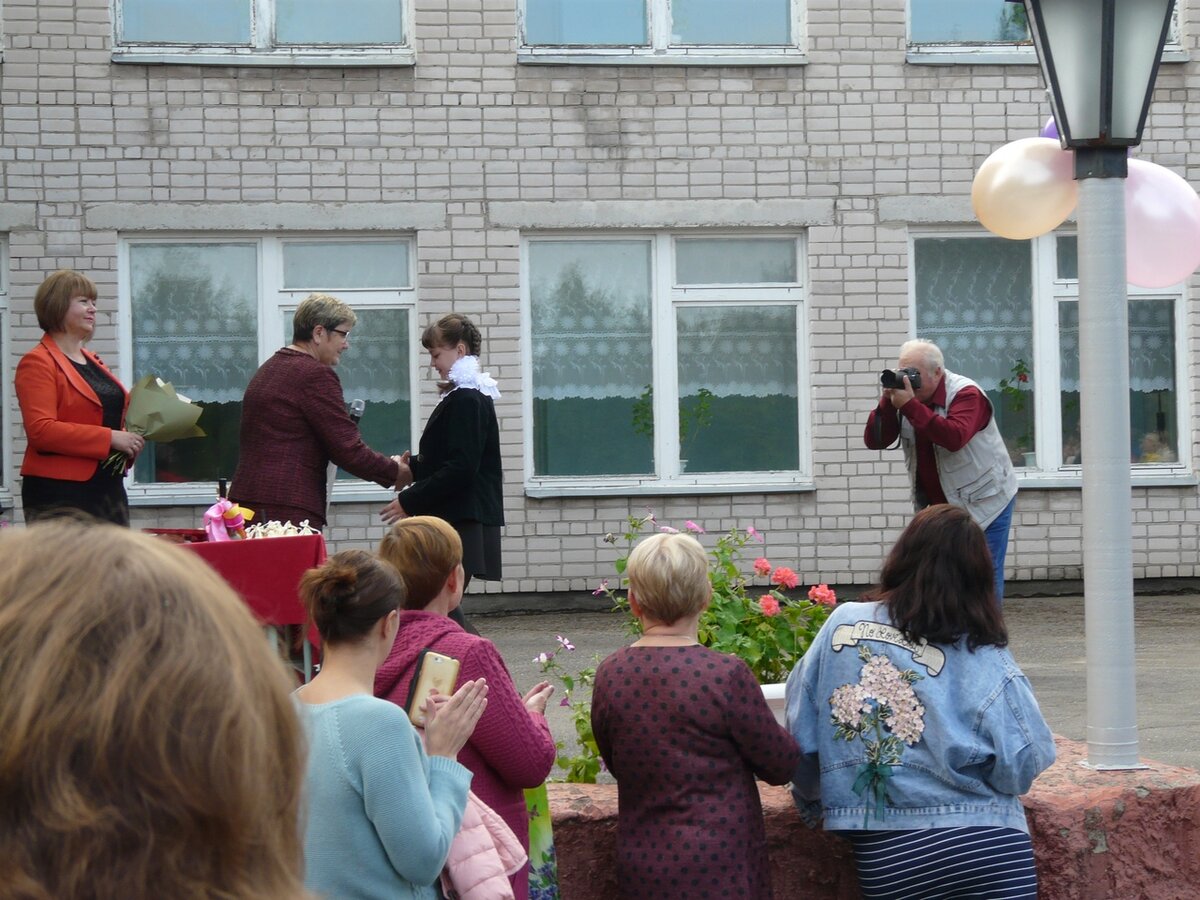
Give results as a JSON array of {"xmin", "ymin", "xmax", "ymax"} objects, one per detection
[{"xmin": 984, "ymin": 496, "xmax": 1016, "ymax": 603}]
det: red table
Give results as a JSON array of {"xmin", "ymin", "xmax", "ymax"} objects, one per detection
[{"xmin": 179, "ymin": 534, "xmax": 326, "ymax": 677}]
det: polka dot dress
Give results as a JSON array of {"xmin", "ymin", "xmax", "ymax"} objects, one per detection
[{"xmin": 591, "ymin": 645, "xmax": 801, "ymax": 899}]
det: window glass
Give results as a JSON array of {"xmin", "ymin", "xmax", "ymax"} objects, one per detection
[
  {"xmin": 328, "ymin": 309, "xmax": 411, "ymax": 479},
  {"xmin": 275, "ymin": 0, "xmax": 403, "ymax": 44},
  {"xmin": 282, "ymin": 241, "xmax": 411, "ymax": 290},
  {"xmin": 530, "ymin": 240, "xmax": 654, "ymax": 476},
  {"xmin": 671, "ymin": 0, "xmax": 789, "ymax": 45},
  {"xmin": 909, "ymin": 0, "xmax": 1029, "ymax": 43},
  {"xmin": 121, "ymin": 0, "xmax": 252, "ymax": 44},
  {"xmin": 914, "ymin": 236, "xmax": 1035, "ymax": 462},
  {"xmin": 525, "ymin": 0, "xmax": 648, "ymax": 46},
  {"xmin": 130, "ymin": 243, "xmax": 259, "ymax": 484},
  {"xmin": 676, "ymin": 238, "xmax": 797, "ymax": 285},
  {"xmin": 676, "ymin": 305, "xmax": 798, "ymax": 472},
  {"xmin": 1056, "ymin": 235, "xmax": 1078, "ymax": 280},
  {"xmin": 1059, "ymin": 300, "xmax": 1178, "ymax": 465}
]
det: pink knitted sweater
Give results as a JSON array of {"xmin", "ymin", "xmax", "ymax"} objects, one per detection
[{"xmin": 375, "ymin": 610, "xmax": 556, "ymax": 900}]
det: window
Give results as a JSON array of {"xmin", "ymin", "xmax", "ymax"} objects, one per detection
[
  {"xmin": 907, "ymin": 1, "xmax": 1183, "ymax": 65},
  {"xmin": 525, "ymin": 233, "xmax": 807, "ymax": 492},
  {"xmin": 122, "ymin": 236, "xmax": 416, "ymax": 493},
  {"xmin": 113, "ymin": 0, "xmax": 412, "ymax": 66},
  {"xmin": 519, "ymin": 0, "xmax": 804, "ymax": 63},
  {"xmin": 912, "ymin": 232, "xmax": 1185, "ymax": 475}
]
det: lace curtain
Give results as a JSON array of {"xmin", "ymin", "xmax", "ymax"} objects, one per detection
[{"xmin": 1059, "ymin": 299, "xmax": 1176, "ymax": 393}]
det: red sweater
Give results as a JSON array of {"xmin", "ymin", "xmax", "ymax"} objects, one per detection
[{"xmin": 374, "ymin": 610, "xmax": 556, "ymax": 900}]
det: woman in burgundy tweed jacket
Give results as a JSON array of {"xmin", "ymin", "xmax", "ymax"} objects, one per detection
[
  {"xmin": 231, "ymin": 293, "xmax": 401, "ymax": 530},
  {"xmin": 375, "ymin": 516, "xmax": 556, "ymax": 900}
]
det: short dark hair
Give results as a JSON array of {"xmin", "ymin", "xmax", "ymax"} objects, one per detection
[
  {"xmin": 34, "ymin": 269, "xmax": 97, "ymax": 333},
  {"xmin": 867, "ymin": 504, "xmax": 1007, "ymax": 650},
  {"xmin": 421, "ymin": 313, "xmax": 482, "ymax": 356},
  {"xmin": 299, "ymin": 549, "xmax": 403, "ymax": 645}
]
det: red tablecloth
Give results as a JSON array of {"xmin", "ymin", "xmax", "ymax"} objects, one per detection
[{"xmin": 181, "ymin": 534, "xmax": 326, "ymax": 642}]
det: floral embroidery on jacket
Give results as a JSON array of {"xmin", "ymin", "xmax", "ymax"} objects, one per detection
[{"xmin": 829, "ymin": 645, "xmax": 926, "ymax": 825}]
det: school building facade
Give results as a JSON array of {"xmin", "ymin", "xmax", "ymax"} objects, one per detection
[{"xmin": 2, "ymin": 0, "xmax": 1198, "ymax": 597}]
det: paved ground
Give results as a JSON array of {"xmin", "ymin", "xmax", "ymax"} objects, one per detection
[{"xmin": 470, "ymin": 593, "xmax": 1200, "ymax": 778}]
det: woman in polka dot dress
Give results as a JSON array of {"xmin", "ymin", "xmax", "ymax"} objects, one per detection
[{"xmin": 591, "ymin": 532, "xmax": 801, "ymax": 899}]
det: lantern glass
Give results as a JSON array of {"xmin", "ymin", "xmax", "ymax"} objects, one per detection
[{"xmin": 1112, "ymin": 0, "xmax": 1174, "ymax": 139}]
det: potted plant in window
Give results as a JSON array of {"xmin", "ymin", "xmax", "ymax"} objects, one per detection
[
  {"xmin": 997, "ymin": 358, "xmax": 1034, "ymax": 466},
  {"xmin": 630, "ymin": 385, "xmax": 715, "ymax": 471}
]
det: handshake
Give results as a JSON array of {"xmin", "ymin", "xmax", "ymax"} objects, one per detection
[{"xmin": 391, "ymin": 451, "xmax": 414, "ymax": 490}]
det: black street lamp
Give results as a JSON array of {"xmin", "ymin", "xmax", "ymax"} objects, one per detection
[{"xmin": 1007, "ymin": 0, "xmax": 1176, "ymax": 769}]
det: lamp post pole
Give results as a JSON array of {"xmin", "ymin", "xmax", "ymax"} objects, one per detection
[
  {"xmin": 1013, "ymin": 0, "xmax": 1176, "ymax": 768},
  {"xmin": 1073, "ymin": 148, "xmax": 1142, "ymax": 769}
]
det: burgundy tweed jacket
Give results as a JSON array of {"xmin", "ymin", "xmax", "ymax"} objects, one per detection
[{"xmin": 230, "ymin": 349, "xmax": 398, "ymax": 529}]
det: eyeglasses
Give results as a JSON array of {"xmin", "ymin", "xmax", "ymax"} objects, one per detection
[{"xmin": 328, "ymin": 327, "xmax": 350, "ymax": 339}]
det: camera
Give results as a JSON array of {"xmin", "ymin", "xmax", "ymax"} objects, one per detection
[{"xmin": 880, "ymin": 367, "xmax": 921, "ymax": 390}]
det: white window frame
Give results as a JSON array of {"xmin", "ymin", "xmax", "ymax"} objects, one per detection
[
  {"xmin": 117, "ymin": 233, "xmax": 421, "ymax": 505},
  {"xmin": 522, "ymin": 230, "xmax": 811, "ymax": 498},
  {"xmin": 517, "ymin": 0, "xmax": 807, "ymax": 66},
  {"xmin": 909, "ymin": 227, "xmax": 1193, "ymax": 488},
  {"xmin": 111, "ymin": 0, "xmax": 416, "ymax": 67},
  {"xmin": 905, "ymin": 1, "xmax": 1188, "ymax": 66}
]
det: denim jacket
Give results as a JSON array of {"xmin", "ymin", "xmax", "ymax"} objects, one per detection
[{"xmin": 785, "ymin": 600, "xmax": 1055, "ymax": 833}]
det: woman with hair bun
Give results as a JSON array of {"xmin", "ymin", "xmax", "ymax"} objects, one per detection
[{"xmin": 296, "ymin": 549, "xmax": 489, "ymax": 900}]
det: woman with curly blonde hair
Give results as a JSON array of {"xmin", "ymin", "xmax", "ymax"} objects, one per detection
[{"xmin": 0, "ymin": 520, "xmax": 309, "ymax": 900}]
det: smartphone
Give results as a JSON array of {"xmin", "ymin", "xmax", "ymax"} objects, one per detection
[{"xmin": 404, "ymin": 649, "xmax": 461, "ymax": 727}]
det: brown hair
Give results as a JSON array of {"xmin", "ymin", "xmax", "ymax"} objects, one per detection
[
  {"xmin": 867, "ymin": 504, "xmax": 1008, "ymax": 650},
  {"xmin": 34, "ymin": 269, "xmax": 98, "ymax": 333},
  {"xmin": 627, "ymin": 532, "xmax": 711, "ymax": 626},
  {"xmin": 292, "ymin": 292, "xmax": 356, "ymax": 343},
  {"xmin": 377, "ymin": 516, "xmax": 463, "ymax": 610},
  {"xmin": 299, "ymin": 549, "xmax": 404, "ymax": 645},
  {"xmin": 421, "ymin": 313, "xmax": 482, "ymax": 356},
  {"xmin": 0, "ymin": 521, "xmax": 309, "ymax": 900}
]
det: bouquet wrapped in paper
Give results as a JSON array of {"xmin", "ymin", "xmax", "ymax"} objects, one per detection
[{"xmin": 103, "ymin": 375, "xmax": 206, "ymax": 473}]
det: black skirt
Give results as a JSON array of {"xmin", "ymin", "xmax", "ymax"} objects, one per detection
[
  {"xmin": 456, "ymin": 519, "xmax": 501, "ymax": 581},
  {"xmin": 22, "ymin": 472, "xmax": 130, "ymax": 527}
]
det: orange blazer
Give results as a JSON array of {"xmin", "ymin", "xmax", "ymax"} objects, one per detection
[{"xmin": 16, "ymin": 334, "xmax": 129, "ymax": 482}]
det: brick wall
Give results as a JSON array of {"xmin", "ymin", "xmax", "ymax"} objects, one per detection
[{"xmin": 3, "ymin": 0, "xmax": 1198, "ymax": 596}]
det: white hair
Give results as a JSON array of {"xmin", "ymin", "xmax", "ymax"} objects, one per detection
[{"xmin": 899, "ymin": 339, "xmax": 944, "ymax": 372}]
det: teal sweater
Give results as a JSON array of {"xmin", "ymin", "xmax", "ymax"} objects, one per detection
[{"xmin": 300, "ymin": 694, "xmax": 472, "ymax": 900}]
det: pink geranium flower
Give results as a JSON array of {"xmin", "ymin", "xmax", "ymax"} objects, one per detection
[
  {"xmin": 659, "ymin": 525, "xmax": 680, "ymax": 534},
  {"xmin": 753, "ymin": 557, "xmax": 772, "ymax": 577},
  {"xmin": 808, "ymin": 583, "xmax": 837, "ymax": 606},
  {"xmin": 772, "ymin": 566, "xmax": 800, "ymax": 590},
  {"xmin": 592, "ymin": 579, "xmax": 610, "ymax": 596},
  {"xmin": 747, "ymin": 525, "xmax": 764, "ymax": 543},
  {"xmin": 684, "ymin": 520, "xmax": 705, "ymax": 533},
  {"xmin": 758, "ymin": 595, "xmax": 781, "ymax": 617}
]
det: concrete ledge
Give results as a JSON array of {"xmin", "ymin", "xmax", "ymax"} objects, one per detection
[{"xmin": 549, "ymin": 736, "xmax": 1200, "ymax": 899}]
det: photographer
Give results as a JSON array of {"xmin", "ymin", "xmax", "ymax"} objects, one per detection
[{"xmin": 865, "ymin": 339, "xmax": 1017, "ymax": 600}]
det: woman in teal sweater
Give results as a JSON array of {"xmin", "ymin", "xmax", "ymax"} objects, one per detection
[{"xmin": 296, "ymin": 550, "xmax": 489, "ymax": 899}]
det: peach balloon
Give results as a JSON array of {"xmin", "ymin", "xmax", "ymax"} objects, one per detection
[{"xmin": 972, "ymin": 137, "xmax": 1078, "ymax": 240}]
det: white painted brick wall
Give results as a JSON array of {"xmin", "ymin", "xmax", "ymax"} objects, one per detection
[{"xmin": 2, "ymin": 0, "xmax": 1199, "ymax": 597}]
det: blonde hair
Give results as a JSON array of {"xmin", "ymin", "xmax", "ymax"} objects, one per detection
[
  {"xmin": 377, "ymin": 516, "xmax": 463, "ymax": 610},
  {"xmin": 627, "ymin": 532, "xmax": 711, "ymax": 625},
  {"xmin": 0, "ymin": 521, "xmax": 309, "ymax": 900},
  {"xmin": 292, "ymin": 292, "xmax": 356, "ymax": 342}
]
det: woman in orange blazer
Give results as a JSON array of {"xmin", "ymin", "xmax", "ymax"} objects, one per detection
[{"xmin": 16, "ymin": 270, "xmax": 145, "ymax": 525}]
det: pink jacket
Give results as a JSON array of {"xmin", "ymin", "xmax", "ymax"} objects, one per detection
[{"xmin": 440, "ymin": 790, "xmax": 527, "ymax": 900}]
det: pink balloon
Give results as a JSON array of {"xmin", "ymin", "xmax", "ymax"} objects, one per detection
[
  {"xmin": 972, "ymin": 138, "xmax": 1078, "ymax": 240},
  {"xmin": 1124, "ymin": 159, "xmax": 1200, "ymax": 288}
]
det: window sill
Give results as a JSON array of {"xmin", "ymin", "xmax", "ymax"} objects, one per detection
[
  {"xmin": 111, "ymin": 47, "xmax": 415, "ymax": 67},
  {"xmin": 1015, "ymin": 467, "xmax": 1197, "ymax": 490},
  {"xmin": 128, "ymin": 484, "xmax": 395, "ymax": 508},
  {"xmin": 517, "ymin": 50, "xmax": 806, "ymax": 67},
  {"xmin": 906, "ymin": 44, "xmax": 1189, "ymax": 66},
  {"xmin": 524, "ymin": 476, "xmax": 813, "ymax": 499}
]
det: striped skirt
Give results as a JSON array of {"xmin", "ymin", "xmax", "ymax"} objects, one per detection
[{"xmin": 845, "ymin": 826, "xmax": 1038, "ymax": 900}]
